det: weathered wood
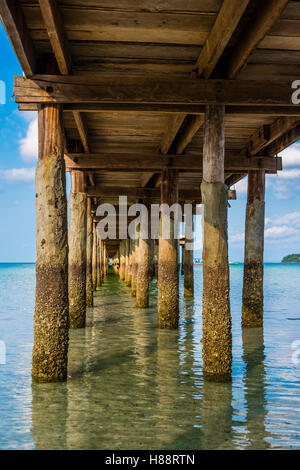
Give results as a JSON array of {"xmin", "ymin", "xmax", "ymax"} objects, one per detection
[
  {"xmin": 183, "ymin": 219, "xmax": 194, "ymax": 298},
  {"xmin": 158, "ymin": 169, "xmax": 179, "ymax": 328},
  {"xmin": 136, "ymin": 202, "xmax": 150, "ymax": 307},
  {"xmin": 33, "ymin": 103, "xmax": 68, "ymax": 382},
  {"xmin": 73, "ymin": 111, "xmax": 90, "ymax": 153},
  {"xmin": 160, "ymin": 0, "xmax": 249, "ymax": 158},
  {"xmin": 86, "ymin": 185, "xmax": 237, "ymax": 201},
  {"xmin": 195, "ymin": 0, "xmax": 250, "ymax": 78},
  {"xmin": 175, "ymin": 115, "xmax": 204, "ymax": 154},
  {"xmin": 86, "ymin": 197, "xmax": 93, "ymax": 307},
  {"xmin": 14, "ymin": 76, "xmax": 300, "ymax": 107},
  {"xmin": 38, "ymin": 0, "xmax": 71, "ymax": 75},
  {"xmin": 226, "ymin": 0, "xmax": 290, "ymax": 78},
  {"xmin": 18, "ymin": 102, "xmax": 300, "ymax": 116},
  {"xmin": 246, "ymin": 117, "xmax": 300, "ymax": 156},
  {"xmin": 125, "ymin": 239, "xmax": 131, "ymax": 286},
  {"xmin": 0, "ymin": 0, "xmax": 36, "ymax": 77},
  {"xmin": 68, "ymin": 170, "xmax": 87, "ymax": 328},
  {"xmin": 264, "ymin": 123, "xmax": 300, "ymax": 156},
  {"xmin": 119, "ymin": 240, "xmax": 126, "ymax": 281},
  {"xmin": 242, "ymin": 170, "xmax": 265, "ymax": 328},
  {"xmin": 160, "ymin": 113, "xmax": 186, "ymax": 154},
  {"xmin": 203, "ymin": 105, "xmax": 225, "ymax": 183},
  {"xmin": 92, "ymin": 221, "xmax": 97, "ymax": 290},
  {"xmin": 131, "ymin": 238, "xmax": 138, "ymax": 297},
  {"xmin": 201, "ymin": 104, "xmax": 231, "ymax": 381},
  {"xmin": 96, "ymin": 237, "xmax": 102, "ymax": 287}
]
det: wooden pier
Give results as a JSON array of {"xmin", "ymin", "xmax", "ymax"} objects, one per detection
[{"xmin": 1, "ymin": 0, "xmax": 300, "ymax": 382}]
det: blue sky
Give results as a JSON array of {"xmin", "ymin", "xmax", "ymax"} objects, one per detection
[{"xmin": 0, "ymin": 23, "xmax": 300, "ymax": 263}]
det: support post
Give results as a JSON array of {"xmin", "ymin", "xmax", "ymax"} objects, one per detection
[
  {"xmin": 242, "ymin": 170, "xmax": 265, "ymax": 327},
  {"xmin": 184, "ymin": 218, "xmax": 194, "ymax": 298},
  {"xmin": 158, "ymin": 169, "xmax": 179, "ymax": 328},
  {"xmin": 92, "ymin": 221, "xmax": 97, "ymax": 290},
  {"xmin": 136, "ymin": 206, "xmax": 150, "ymax": 308},
  {"xmin": 126, "ymin": 239, "xmax": 132, "ymax": 287},
  {"xmin": 86, "ymin": 198, "xmax": 93, "ymax": 307},
  {"xmin": 68, "ymin": 170, "xmax": 87, "ymax": 328},
  {"xmin": 33, "ymin": 103, "xmax": 69, "ymax": 382},
  {"xmin": 201, "ymin": 104, "xmax": 232, "ymax": 381}
]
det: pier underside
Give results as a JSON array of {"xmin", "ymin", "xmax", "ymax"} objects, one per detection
[{"xmin": 1, "ymin": 0, "xmax": 300, "ymax": 382}]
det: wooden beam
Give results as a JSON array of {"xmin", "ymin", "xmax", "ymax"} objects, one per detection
[
  {"xmin": 14, "ymin": 76, "xmax": 300, "ymax": 108},
  {"xmin": 87, "ymin": 172, "xmax": 95, "ymax": 187},
  {"xmin": 247, "ymin": 117, "xmax": 300, "ymax": 156},
  {"xmin": 175, "ymin": 115, "xmax": 204, "ymax": 154},
  {"xmin": 38, "ymin": 1, "xmax": 91, "ymax": 158},
  {"xmin": 226, "ymin": 0, "xmax": 290, "ymax": 79},
  {"xmin": 18, "ymin": 102, "xmax": 300, "ymax": 117},
  {"xmin": 195, "ymin": 0, "xmax": 250, "ymax": 79},
  {"xmin": 160, "ymin": 113, "xmax": 186, "ymax": 155},
  {"xmin": 0, "ymin": 0, "xmax": 36, "ymax": 77},
  {"xmin": 264, "ymin": 124, "xmax": 300, "ymax": 156},
  {"xmin": 65, "ymin": 153, "xmax": 282, "ymax": 173},
  {"xmin": 88, "ymin": 186, "xmax": 243, "ymax": 201},
  {"xmin": 159, "ymin": 0, "xmax": 250, "ymax": 156},
  {"xmin": 72, "ymin": 111, "xmax": 90, "ymax": 153},
  {"xmin": 38, "ymin": 0, "xmax": 71, "ymax": 75}
]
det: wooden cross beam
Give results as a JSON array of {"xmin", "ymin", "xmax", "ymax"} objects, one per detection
[
  {"xmin": 38, "ymin": 0, "xmax": 90, "ymax": 155},
  {"xmin": 0, "ymin": 0, "xmax": 36, "ymax": 77},
  {"xmin": 18, "ymin": 103, "xmax": 300, "ymax": 116},
  {"xmin": 64, "ymin": 153, "xmax": 282, "ymax": 173},
  {"xmin": 87, "ymin": 186, "xmax": 236, "ymax": 201},
  {"xmin": 14, "ymin": 76, "xmax": 300, "ymax": 108}
]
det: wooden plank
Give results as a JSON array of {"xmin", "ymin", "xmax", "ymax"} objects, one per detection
[
  {"xmin": 38, "ymin": 0, "xmax": 71, "ymax": 75},
  {"xmin": 160, "ymin": 114, "xmax": 186, "ymax": 154},
  {"xmin": 160, "ymin": 0, "xmax": 249, "ymax": 156},
  {"xmin": 247, "ymin": 117, "xmax": 300, "ymax": 155},
  {"xmin": 226, "ymin": 0, "xmax": 290, "ymax": 78},
  {"xmin": 64, "ymin": 153, "xmax": 282, "ymax": 172},
  {"xmin": 175, "ymin": 115, "xmax": 204, "ymax": 154},
  {"xmin": 23, "ymin": 7, "xmax": 217, "ymax": 45},
  {"xmin": 73, "ymin": 111, "xmax": 90, "ymax": 153},
  {"xmin": 18, "ymin": 102, "xmax": 300, "ymax": 116},
  {"xmin": 87, "ymin": 186, "xmax": 237, "ymax": 201},
  {"xmin": 14, "ymin": 75, "xmax": 300, "ymax": 107},
  {"xmin": 0, "ymin": 0, "xmax": 36, "ymax": 77},
  {"xmin": 195, "ymin": 0, "xmax": 250, "ymax": 78},
  {"xmin": 264, "ymin": 124, "xmax": 300, "ymax": 156}
]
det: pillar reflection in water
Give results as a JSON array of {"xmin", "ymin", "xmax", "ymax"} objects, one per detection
[
  {"xmin": 242, "ymin": 327, "xmax": 269, "ymax": 449},
  {"xmin": 31, "ymin": 382, "xmax": 68, "ymax": 450}
]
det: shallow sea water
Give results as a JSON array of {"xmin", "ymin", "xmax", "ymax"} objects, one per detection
[{"xmin": 0, "ymin": 263, "xmax": 299, "ymax": 449}]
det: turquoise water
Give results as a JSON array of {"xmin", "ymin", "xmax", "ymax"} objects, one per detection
[{"xmin": 0, "ymin": 262, "xmax": 299, "ymax": 450}]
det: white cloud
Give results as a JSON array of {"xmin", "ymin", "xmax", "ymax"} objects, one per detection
[
  {"xmin": 19, "ymin": 116, "xmax": 38, "ymax": 162},
  {"xmin": 1, "ymin": 168, "xmax": 35, "ymax": 182},
  {"xmin": 280, "ymin": 143, "xmax": 300, "ymax": 168}
]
